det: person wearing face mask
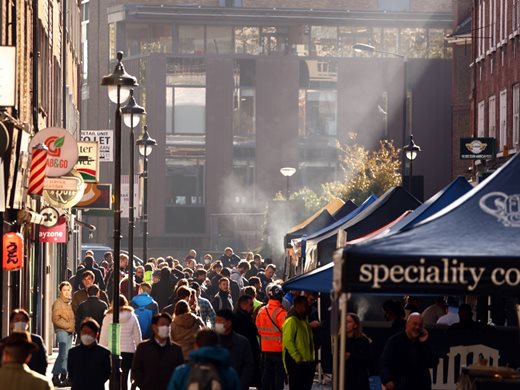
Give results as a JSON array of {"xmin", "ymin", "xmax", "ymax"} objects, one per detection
[
  {"xmin": 282, "ymin": 295, "xmax": 315, "ymax": 390},
  {"xmin": 67, "ymin": 318, "xmax": 111, "ymax": 390},
  {"xmin": 0, "ymin": 309, "xmax": 48, "ymax": 376},
  {"xmin": 214, "ymin": 309, "xmax": 254, "ymax": 390},
  {"xmin": 51, "ymin": 281, "xmax": 75, "ymax": 387},
  {"xmin": 131, "ymin": 312, "xmax": 184, "ymax": 390}
]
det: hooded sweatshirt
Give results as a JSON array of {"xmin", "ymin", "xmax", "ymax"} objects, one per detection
[
  {"xmin": 130, "ymin": 293, "xmax": 159, "ymax": 339},
  {"xmin": 99, "ymin": 307, "xmax": 142, "ymax": 353},
  {"xmin": 166, "ymin": 346, "xmax": 241, "ymax": 390},
  {"xmin": 171, "ymin": 313, "xmax": 205, "ymax": 360}
]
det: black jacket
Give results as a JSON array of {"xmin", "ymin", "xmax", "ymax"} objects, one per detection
[
  {"xmin": 219, "ymin": 331, "xmax": 255, "ymax": 390},
  {"xmin": 380, "ymin": 331, "xmax": 437, "ymax": 390},
  {"xmin": 74, "ymin": 266, "xmax": 105, "ymax": 291},
  {"xmin": 151, "ymin": 278, "xmax": 175, "ymax": 311},
  {"xmin": 219, "ymin": 254, "xmax": 241, "ymax": 268},
  {"xmin": 233, "ymin": 309, "xmax": 261, "ymax": 385},
  {"xmin": 131, "ymin": 337, "xmax": 184, "ymax": 390},
  {"xmin": 68, "ymin": 343, "xmax": 111, "ymax": 390},
  {"xmin": 345, "ymin": 335, "xmax": 371, "ymax": 390},
  {"xmin": 0, "ymin": 333, "xmax": 48, "ymax": 375},
  {"xmin": 75, "ymin": 296, "xmax": 108, "ymax": 333}
]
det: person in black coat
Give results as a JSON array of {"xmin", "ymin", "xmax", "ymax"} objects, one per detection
[
  {"xmin": 131, "ymin": 312, "xmax": 184, "ymax": 390},
  {"xmin": 151, "ymin": 268, "xmax": 175, "ymax": 311},
  {"xmin": 73, "ymin": 256, "xmax": 105, "ymax": 291},
  {"xmin": 68, "ymin": 318, "xmax": 111, "ymax": 390},
  {"xmin": 380, "ymin": 313, "xmax": 437, "ymax": 390},
  {"xmin": 219, "ymin": 247, "xmax": 241, "ymax": 268},
  {"xmin": 344, "ymin": 313, "xmax": 371, "ymax": 390},
  {"xmin": 75, "ymin": 285, "xmax": 108, "ymax": 334},
  {"xmin": 233, "ymin": 295, "xmax": 261, "ymax": 387},
  {"xmin": 221, "ymin": 268, "xmax": 240, "ymax": 304}
]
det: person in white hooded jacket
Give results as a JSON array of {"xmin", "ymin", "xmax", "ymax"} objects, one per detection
[{"xmin": 100, "ymin": 294, "xmax": 142, "ymax": 390}]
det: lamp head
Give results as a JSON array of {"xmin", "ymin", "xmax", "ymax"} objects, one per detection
[
  {"xmin": 280, "ymin": 167, "xmax": 296, "ymax": 177},
  {"xmin": 121, "ymin": 89, "xmax": 146, "ymax": 128},
  {"xmin": 101, "ymin": 51, "xmax": 138, "ymax": 104},
  {"xmin": 137, "ymin": 126, "xmax": 157, "ymax": 157},
  {"xmin": 404, "ymin": 134, "xmax": 421, "ymax": 161}
]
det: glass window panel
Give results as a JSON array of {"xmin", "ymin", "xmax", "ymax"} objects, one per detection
[
  {"xmin": 166, "ymin": 87, "xmax": 173, "ymax": 134},
  {"xmin": 428, "ymin": 28, "xmax": 446, "ymax": 58},
  {"xmin": 311, "ymin": 26, "xmax": 337, "ymax": 57},
  {"xmin": 174, "ymin": 88, "xmax": 206, "ymax": 134},
  {"xmin": 382, "ymin": 28, "xmax": 398, "ymax": 55},
  {"xmin": 235, "ymin": 27, "xmax": 260, "ymax": 54},
  {"xmin": 179, "ymin": 25, "xmax": 205, "ymax": 54},
  {"xmin": 233, "ymin": 88, "xmax": 255, "ymax": 137},
  {"xmin": 108, "ymin": 23, "xmax": 116, "ymax": 60},
  {"xmin": 400, "ymin": 28, "xmax": 427, "ymax": 58},
  {"xmin": 260, "ymin": 27, "xmax": 289, "ymax": 54},
  {"xmin": 306, "ymin": 90, "xmax": 337, "ymax": 136},
  {"xmin": 207, "ymin": 26, "xmax": 233, "ymax": 54},
  {"xmin": 338, "ymin": 26, "xmax": 371, "ymax": 57},
  {"xmin": 166, "ymin": 58, "xmax": 206, "ymax": 86}
]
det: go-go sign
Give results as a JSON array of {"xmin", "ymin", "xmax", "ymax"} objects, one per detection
[{"xmin": 29, "ymin": 127, "xmax": 79, "ymax": 177}]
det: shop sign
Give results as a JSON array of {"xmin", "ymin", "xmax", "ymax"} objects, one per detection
[
  {"xmin": 29, "ymin": 127, "xmax": 79, "ymax": 177},
  {"xmin": 40, "ymin": 206, "xmax": 60, "ymax": 228},
  {"xmin": 75, "ymin": 183, "xmax": 112, "ymax": 210},
  {"xmin": 3, "ymin": 232, "xmax": 23, "ymax": 270},
  {"xmin": 0, "ymin": 46, "xmax": 16, "ymax": 107},
  {"xmin": 460, "ymin": 137, "xmax": 496, "ymax": 160},
  {"xmin": 75, "ymin": 141, "xmax": 99, "ymax": 182},
  {"xmin": 42, "ymin": 170, "xmax": 85, "ymax": 209},
  {"xmin": 80, "ymin": 130, "xmax": 113, "ymax": 162},
  {"xmin": 39, "ymin": 220, "xmax": 67, "ymax": 243}
]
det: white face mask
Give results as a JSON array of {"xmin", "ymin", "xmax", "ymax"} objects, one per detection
[
  {"xmin": 12, "ymin": 322, "xmax": 28, "ymax": 332},
  {"xmin": 80, "ymin": 334, "xmax": 95, "ymax": 346},
  {"xmin": 157, "ymin": 325, "xmax": 170, "ymax": 339},
  {"xmin": 204, "ymin": 259, "xmax": 211, "ymax": 265},
  {"xmin": 214, "ymin": 323, "xmax": 226, "ymax": 335}
]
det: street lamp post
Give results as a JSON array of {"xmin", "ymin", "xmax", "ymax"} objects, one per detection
[
  {"xmin": 101, "ymin": 51, "xmax": 137, "ymax": 390},
  {"xmin": 121, "ymin": 89, "xmax": 146, "ymax": 300},
  {"xmin": 403, "ymin": 134, "xmax": 421, "ymax": 194},
  {"xmin": 136, "ymin": 126, "xmax": 156, "ymax": 265},
  {"xmin": 280, "ymin": 167, "xmax": 297, "ymax": 199}
]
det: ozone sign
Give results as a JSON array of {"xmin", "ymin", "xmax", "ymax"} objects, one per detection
[{"xmin": 29, "ymin": 127, "xmax": 78, "ymax": 177}]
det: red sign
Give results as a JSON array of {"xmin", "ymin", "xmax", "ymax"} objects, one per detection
[
  {"xmin": 3, "ymin": 232, "xmax": 24, "ymax": 270},
  {"xmin": 39, "ymin": 221, "xmax": 67, "ymax": 243}
]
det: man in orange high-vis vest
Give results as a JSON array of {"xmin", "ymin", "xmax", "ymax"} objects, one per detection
[{"xmin": 255, "ymin": 284, "xmax": 287, "ymax": 390}]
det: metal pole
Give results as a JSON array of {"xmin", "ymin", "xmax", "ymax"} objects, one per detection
[
  {"xmin": 128, "ymin": 116, "xmax": 135, "ymax": 299},
  {"xmin": 286, "ymin": 175, "xmax": 290, "ymax": 199},
  {"xmin": 110, "ymin": 86, "xmax": 122, "ymax": 390},
  {"xmin": 142, "ymin": 145, "xmax": 148, "ymax": 264},
  {"xmin": 401, "ymin": 58, "xmax": 408, "ymax": 183},
  {"xmin": 409, "ymin": 157, "xmax": 413, "ymax": 194},
  {"xmin": 338, "ymin": 292, "xmax": 348, "ymax": 390}
]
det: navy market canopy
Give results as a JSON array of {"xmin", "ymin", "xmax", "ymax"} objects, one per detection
[
  {"xmin": 343, "ymin": 153, "xmax": 520, "ymax": 295},
  {"xmin": 386, "ymin": 176, "xmax": 472, "ymax": 234},
  {"xmin": 332, "ymin": 199, "xmax": 358, "ymax": 220},
  {"xmin": 283, "ymin": 262, "xmax": 334, "ymax": 293},
  {"xmin": 305, "ymin": 187, "xmax": 421, "ymax": 271}
]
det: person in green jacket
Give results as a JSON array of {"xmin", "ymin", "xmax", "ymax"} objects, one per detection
[{"xmin": 282, "ymin": 295, "xmax": 315, "ymax": 390}]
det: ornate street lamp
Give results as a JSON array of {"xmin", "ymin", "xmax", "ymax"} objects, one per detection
[
  {"xmin": 121, "ymin": 89, "xmax": 145, "ymax": 300},
  {"xmin": 403, "ymin": 134, "xmax": 421, "ymax": 193},
  {"xmin": 101, "ymin": 51, "xmax": 137, "ymax": 390},
  {"xmin": 136, "ymin": 126, "xmax": 156, "ymax": 265},
  {"xmin": 280, "ymin": 167, "xmax": 297, "ymax": 199}
]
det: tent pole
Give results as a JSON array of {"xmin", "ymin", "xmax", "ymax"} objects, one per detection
[
  {"xmin": 331, "ymin": 293, "xmax": 338, "ymax": 390},
  {"xmin": 339, "ymin": 292, "xmax": 348, "ymax": 390},
  {"xmin": 317, "ymin": 294, "xmax": 323, "ymax": 383}
]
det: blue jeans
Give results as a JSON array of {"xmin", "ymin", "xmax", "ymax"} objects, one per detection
[{"xmin": 52, "ymin": 329, "xmax": 72, "ymax": 376}]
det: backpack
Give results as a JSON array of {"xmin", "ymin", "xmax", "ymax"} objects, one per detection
[
  {"xmin": 186, "ymin": 361, "xmax": 223, "ymax": 390},
  {"xmin": 133, "ymin": 302, "xmax": 153, "ymax": 338}
]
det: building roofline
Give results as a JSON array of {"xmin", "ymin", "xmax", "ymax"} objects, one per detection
[{"xmin": 108, "ymin": 4, "xmax": 452, "ymax": 27}]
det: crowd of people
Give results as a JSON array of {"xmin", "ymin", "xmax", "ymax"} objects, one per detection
[{"xmin": 0, "ymin": 247, "xmax": 323, "ymax": 390}]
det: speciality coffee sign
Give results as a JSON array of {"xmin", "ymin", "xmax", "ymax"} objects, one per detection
[
  {"xmin": 460, "ymin": 137, "xmax": 495, "ymax": 160},
  {"xmin": 29, "ymin": 128, "xmax": 79, "ymax": 177}
]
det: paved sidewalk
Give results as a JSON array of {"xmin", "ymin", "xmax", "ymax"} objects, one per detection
[{"xmin": 46, "ymin": 349, "xmax": 332, "ymax": 389}]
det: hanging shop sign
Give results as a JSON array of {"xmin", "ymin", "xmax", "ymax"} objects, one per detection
[
  {"xmin": 80, "ymin": 130, "xmax": 113, "ymax": 162},
  {"xmin": 460, "ymin": 137, "xmax": 496, "ymax": 160},
  {"xmin": 75, "ymin": 183, "xmax": 112, "ymax": 210},
  {"xmin": 42, "ymin": 169, "xmax": 85, "ymax": 209},
  {"xmin": 3, "ymin": 232, "xmax": 24, "ymax": 270},
  {"xmin": 74, "ymin": 141, "xmax": 99, "ymax": 182},
  {"xmin": 39, "ymin": 219, "xmax": 67, "ymax": 243},
  {"xmin": 40, "ymin": 206, "xmax": 60, "ymax": 228},
  {"xmin": 0, "ymin": 122, "xmax": 10, "ymax": 156},
  {"xmin": 0, "ymin": 46, "xmax": 16, "ymax": 107},
  {"xmin": 29, "ymin": 127, "xmax": 78, "ymax": 177}
]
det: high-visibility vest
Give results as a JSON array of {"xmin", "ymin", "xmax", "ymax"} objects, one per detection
[{"xmin": 256, "ymin": 300, "xmax": 287, "ymax": 352}]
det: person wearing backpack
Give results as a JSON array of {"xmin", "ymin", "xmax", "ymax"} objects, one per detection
[
  {"xmin": 167, "ymin": 328, "xmax": 241, "ymax": 390},
  {"xmin": 130, "ymin": 282, "xmax": 159, "ymax": 339}
]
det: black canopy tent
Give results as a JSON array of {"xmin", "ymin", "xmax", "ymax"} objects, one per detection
[
  {"xmin": 331, "ymin": 199, "xmax": 358, "ymax": 220},
  {"xmin": 342, "ymin": 153, "xmax": 520, "ymax": 295},
  {"xmin": 304, "ymin": 187, "xmax": 421, "ymax": 271}
]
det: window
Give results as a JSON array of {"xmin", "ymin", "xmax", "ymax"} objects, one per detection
[
  {"xmin": 108, "ymin": 23, "xmax": 116, "ymax": 60},
  {"xmin": 166, "ymin": 59, "xmax": 206, "ymax": 134},
  {"xmin": 513, "ymin": 84, "xmax": 520, "ymax": 146},
  {"xmin": 233, "ymin": 60, "xmax": 256, "ymax": 138},
  {"xmin": 499, "ymin": 89, "xmax": 507, "ymax": 150},
  {"xmin": 260, "ymin": 27, "xmax": 289, "ymax": 55},
  {"xmin": 428, "ymin": 29, "xmax": 447, "ymax": 58},
  {"xmin": 488, "ymin": 96, "xmax": 496, "ymax": 138},
  {"xmin": 479, "ymin": 0, "xmax": 484, "ymax": 56},
  {"xmin": 304, "ymin": 90, "xmax": 337, "ymax": 136},
  {"xmin": 400, "ymin": 28, "xmax": 427, "ymax": 58},
  {"xmin": 338, "ymin": 27, "xmax": 371, "ymax": 57},
  {"xmin": 478, "ymin": 100, "xmax": 485, "ymax": 137},
  {"xmin": 382, "ymin": 28, "xmax": 398, "ymax": 55},
  {"xmin": 178, "ymin": 25, "xmax": 205, "ymax": 54},
  {"xmin": 514, "ymin": 0, "xmax": 520, "ymax": 31},
  {"xmin": 235, "ymin": 27, "xmax": 260, "ymax": 54},
  {"xmin": 206, "ymin": 26, "xmax": 233, "ymax": 54},
  {"xmin": 311, "ymin": 26, "xmax": 337, "ymax": 57}
]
